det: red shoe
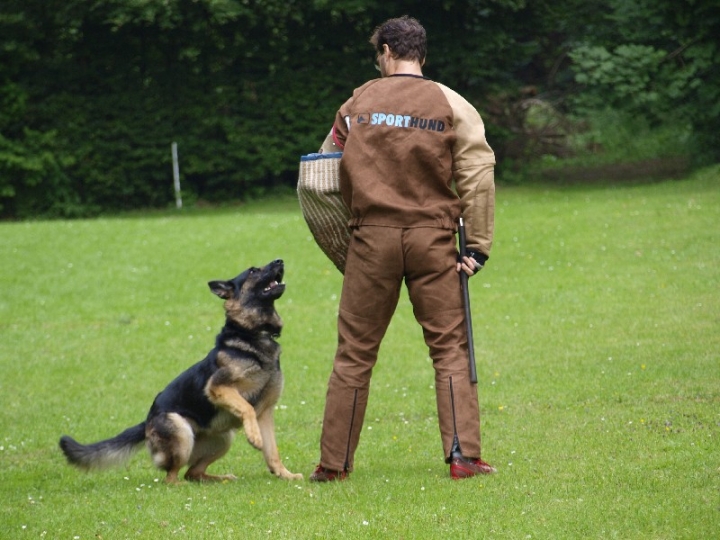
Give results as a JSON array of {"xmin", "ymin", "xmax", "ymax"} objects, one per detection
[
  {"xmin": 450, "ymin": 457, "xmax": 497, "ymax": 479},
  {"xmin": 309, "ymin": 464, "xmax": 349, "ymax": 482}
]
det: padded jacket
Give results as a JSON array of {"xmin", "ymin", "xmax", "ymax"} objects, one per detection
[{"xmin": 330, "ymin": 74, "xmax": 495, "ymax": 257}]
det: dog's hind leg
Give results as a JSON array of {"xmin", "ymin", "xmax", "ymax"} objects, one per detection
[
  {"xmin": 146, "ymin": 413, "xmax": 194, "ymax": 484},
  {"xmin": 257, "ymin": 409, "xmax": 303, "ymax": 480},
  {"xmin": 184, "ymin": 431, "xmax": 237, "ymax": 482}
]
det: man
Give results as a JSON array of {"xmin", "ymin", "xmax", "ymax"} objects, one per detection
[{"xmin": 310, "ymin": 16, "xmax": 496, "ymax": 481}]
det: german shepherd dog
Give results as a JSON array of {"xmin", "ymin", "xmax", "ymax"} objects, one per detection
[{"xmin": 59, "ymin": 259, "xmax": 303, "ymax": 483}]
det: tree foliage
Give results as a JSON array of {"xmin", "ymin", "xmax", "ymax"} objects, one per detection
[
  {"xmin": 569, "ymin": 0, "xmax": 720, "ymax": 161},
  {"xmin": 0, "ymin": 0, "xmax": 717, "ymax": 218}
]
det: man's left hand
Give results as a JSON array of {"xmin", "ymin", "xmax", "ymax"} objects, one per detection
[{"xmin": 456, "ymin": 250, "xmax": 487, "ymax": 277}]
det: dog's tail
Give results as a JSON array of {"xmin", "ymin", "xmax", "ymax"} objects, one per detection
[{"xmin": 59, "ymin": 422, "xmax": 146, "ymax": 471}]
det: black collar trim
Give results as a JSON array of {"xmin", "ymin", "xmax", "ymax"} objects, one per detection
[{"xmin": 390, "ymin": 74, "xmax": 430, "ymax": 80}]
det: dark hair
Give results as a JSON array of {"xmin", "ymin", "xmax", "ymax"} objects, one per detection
[{"xmin": 370, "ymin": 16, "xmax": 426, "ymax": 63}]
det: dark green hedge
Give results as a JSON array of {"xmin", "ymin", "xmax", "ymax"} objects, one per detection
[{"xmin": 1, "ymin": 0, "xmax": 717, "ymax": 218}]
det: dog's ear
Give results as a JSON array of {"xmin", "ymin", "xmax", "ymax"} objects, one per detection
[{"xmin": 208, "ymin": 280, "xmax": 233, "ymax": 299}]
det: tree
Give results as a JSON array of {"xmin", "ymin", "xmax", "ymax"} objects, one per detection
[
  {"xmin": 568, "ymin": 0, "xmax": 720, "ymax": 163},
  {"xmin": 0, "ymin": 0, "xmax": 717, "ymax": 218}
]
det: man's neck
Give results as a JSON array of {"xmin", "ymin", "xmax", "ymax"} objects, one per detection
[{"xmin": 385, "ymin": 58, "xmax": 423, "ymax": 77}]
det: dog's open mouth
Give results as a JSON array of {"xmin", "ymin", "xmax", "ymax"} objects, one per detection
[
  {"xmin": 262, "ymin": 265, "xmax": 285, "ymax": 297},
  {"xmin": 264, "ymin": 279, "xmax": 282, "ymax": 293}
]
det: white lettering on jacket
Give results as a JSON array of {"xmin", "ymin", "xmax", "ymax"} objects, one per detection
[{"xmin": 367, "ymin": 112, "xmax": 445, "ymax": 132}]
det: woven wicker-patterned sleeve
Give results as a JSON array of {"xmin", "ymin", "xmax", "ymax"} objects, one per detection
[{"xmin": 297, "ymin": 153, "xmax": 350, "ymax": 273}]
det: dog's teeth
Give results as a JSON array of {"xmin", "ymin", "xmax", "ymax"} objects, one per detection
[{"xmin": 264, "ymin": 280, "xmax": 280, "ymax": 292}]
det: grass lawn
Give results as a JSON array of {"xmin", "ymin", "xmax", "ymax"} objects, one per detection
[{"xmin": 1, "ymin": 166, "xmax": 718, "ymax": 539}]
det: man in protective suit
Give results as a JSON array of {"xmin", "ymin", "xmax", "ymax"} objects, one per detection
[{"xmin": 309, "ymin": 16, "xmax": 496, "ymax": 481}]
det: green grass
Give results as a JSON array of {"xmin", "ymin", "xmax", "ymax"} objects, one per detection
[{"xmin": 1, "ymin": 166, "xmax": 719, "ymax": 539}]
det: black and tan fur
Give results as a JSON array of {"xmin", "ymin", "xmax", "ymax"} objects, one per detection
[{"xmin": 59, "ymin": 259, "xmax": 302, "ymax": 483}]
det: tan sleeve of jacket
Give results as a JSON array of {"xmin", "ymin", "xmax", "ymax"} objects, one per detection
[{"xmin": 436, "ymin": 83, "xmax": 496, "ymax": 257}]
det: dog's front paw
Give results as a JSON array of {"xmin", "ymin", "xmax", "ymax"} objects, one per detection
[
  {"xmin": 276, "ymin": 469, "xmax": 304, "ymax": 481},
  {"xmin": 244, "ymin": 423, "xmax": 263, "ymax": 449}
]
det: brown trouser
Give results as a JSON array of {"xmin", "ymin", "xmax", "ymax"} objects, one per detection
[{"xmin": 318, "ymin": 226, "xmax": 482, "ymax": 472}]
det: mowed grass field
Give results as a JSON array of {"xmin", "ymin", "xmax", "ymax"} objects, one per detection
[{"xmin": 1, "ymin": 166, "xmax": 718, "ymax": 539}]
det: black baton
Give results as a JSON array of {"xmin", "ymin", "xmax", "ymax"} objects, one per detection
[{"xmin": 458, "ymin": 217, "xmax": 478, "ymax": 384}]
